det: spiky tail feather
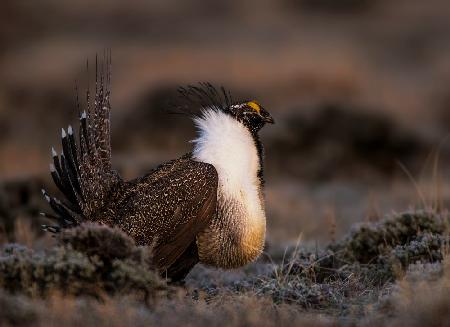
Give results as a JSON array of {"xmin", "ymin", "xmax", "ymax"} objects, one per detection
[{"xmin": 41, "ymin": 53, "xmax": 121, "ymax": 233}]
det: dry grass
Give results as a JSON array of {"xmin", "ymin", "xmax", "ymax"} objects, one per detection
[
  {"xmin": 0, "ymin": 291, "xmax": 339, "ymax": 327},
  {"xmin": 366, "ymin": 256, "xmax": 450, "ymax": 327}
]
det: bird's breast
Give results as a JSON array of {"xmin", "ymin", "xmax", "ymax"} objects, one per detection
[{"xmin": 196, "ymin": 191, "xmax": 266, "ymax": 269}]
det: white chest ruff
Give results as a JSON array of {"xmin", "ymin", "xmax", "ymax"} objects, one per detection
[{"xmin": 192, "ymin": 110, "xmax": 266, "ymax": 268}]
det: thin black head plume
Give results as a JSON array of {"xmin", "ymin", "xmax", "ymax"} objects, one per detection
[{"xmin": 171, "ymin": 82, "xmax": 234, "ymax": 117}]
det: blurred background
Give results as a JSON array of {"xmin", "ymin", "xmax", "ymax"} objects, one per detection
[{"xmin": 1, "ymin": 0, "xmax": 450, "ymax": 247}]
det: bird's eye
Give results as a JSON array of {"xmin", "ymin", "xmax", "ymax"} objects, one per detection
[{"xmin": 246, "ymin": 101, "xmax": 261, "ymax": 114}]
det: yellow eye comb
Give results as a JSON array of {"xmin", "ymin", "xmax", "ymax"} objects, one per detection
[{"xmin": 246, "ymin": 101, "xmax": 261, "ymax": 113}]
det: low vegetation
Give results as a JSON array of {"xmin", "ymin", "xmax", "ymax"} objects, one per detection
[
  {"xmin": 0, "ymin": 210, "xmax": 448, "ymax": 326},
  {"xmin": 0, "ymin": 224, "xmax": 168, "ymax": 302}
]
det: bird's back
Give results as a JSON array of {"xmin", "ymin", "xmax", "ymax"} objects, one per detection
[{"xmin": 97, "ymin": 154, "xmax": 218, "ymax": 247}]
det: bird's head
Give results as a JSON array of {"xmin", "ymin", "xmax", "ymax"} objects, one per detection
[
  {"xmin": 228, "ymin": 100, "xmax": 274, "ymax": 134},
  {"xmin": 177, "ymin": 84, "xmax": 274, "ymax": 135}
]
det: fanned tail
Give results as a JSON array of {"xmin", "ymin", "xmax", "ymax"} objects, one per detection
[{"xmin": 41, "ymin": 53, "xmax": 121, "ymax": 232}]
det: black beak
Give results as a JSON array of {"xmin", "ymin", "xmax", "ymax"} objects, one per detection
[
  {"xmin": 260, "ymin": 108, "xmax": 275, "ymax": 124},
  {"xmin": 264, "ymin": 114, "xmax": 275, "ymax": 124}
]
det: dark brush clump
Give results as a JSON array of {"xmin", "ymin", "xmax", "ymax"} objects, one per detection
[
  {"xmin": 59, "ymin": 223, "xmax": 141, "ymax": 261},
  {"xmin": 113, "ymin": 86, "xmax": 194, "ymax": 153},
  {"xmin": 286, "ymin": 0, "xmax": 378, "ymax": 14},
  {"xmin": 330, "ymin": 211, "xmax": 449, "ymax": 264},
  {"xmin": 0, "ymin": 178, "xmax": 48, "ymax": 239},
  {"xmin": 0, "ymin": 223, "xmax": 168, "ymax": 302},
  {"xmin": 333, "ymin": 210, "xmax": 448, "ymax": 264},
  {"xmin": 286, "ymin": 211, "xmax": 448, "ymax": 279},
  {"xmin": 388, "ymin": 233, "xmax": 445, "ymax": 268},
  {"xmin": 267, "ymin": 104, "xmax": 426, "ymax": 181}
]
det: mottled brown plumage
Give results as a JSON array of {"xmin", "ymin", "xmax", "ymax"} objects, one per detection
[
  {"xmin": 41, "ymin": 57, "xmax": 274, "ymax": 282},
  {"xmin": 101, "ymin": 155, "xmax": 218, "ymax": 272}
]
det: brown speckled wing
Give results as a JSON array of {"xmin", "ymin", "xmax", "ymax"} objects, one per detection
[
  {"xmin": 112, "ymin": 157, "xmax": 218, "ymax": 272},
  {"xmin": 153, "ymin": 184, "xmax": 217, "ymax": 270}
]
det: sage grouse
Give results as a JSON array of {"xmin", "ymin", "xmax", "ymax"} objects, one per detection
[{"xmin": 41, "ymin": 62, "xmax": 274, "ymax": 282}]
